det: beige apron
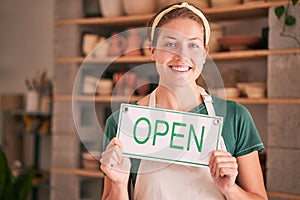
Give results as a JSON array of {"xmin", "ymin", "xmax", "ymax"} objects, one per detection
[{"xmin": 134, "ymin": 87, "xmax": 226, "ymax": 200}]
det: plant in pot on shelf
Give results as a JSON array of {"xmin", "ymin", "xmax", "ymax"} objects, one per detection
[
  {"xmin": 274, "ymin": 0, "xmax": 300, "ymax": 46},
  {"xmin": 0, "ymin": 147, "xmax": 34, "ymax": 200}
]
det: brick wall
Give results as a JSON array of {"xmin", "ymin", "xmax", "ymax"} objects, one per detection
[{"xmin": 267, "ymin": 4, "xmax": 300, "ymax": 197}]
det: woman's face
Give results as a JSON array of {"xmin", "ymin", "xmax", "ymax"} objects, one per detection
[{"xmin": 151, "ymin": 18, "xmax": 208, "ymax": 88}]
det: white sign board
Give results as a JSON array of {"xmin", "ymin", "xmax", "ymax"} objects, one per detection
[{"xmin": 117, "ymin": 103, "xmax": 223, "ymax": 167}]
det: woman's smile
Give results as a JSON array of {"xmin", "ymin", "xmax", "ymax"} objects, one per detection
[{"xmin": 170, "ymin": 64, "xmax": 192, "ymax": 72}]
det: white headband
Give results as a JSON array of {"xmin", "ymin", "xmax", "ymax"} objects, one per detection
[{"xmin": 150, "ymin": 2, "xmax": 210, "ymax": 45}]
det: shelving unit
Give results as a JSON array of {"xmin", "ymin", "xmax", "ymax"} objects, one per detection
[
  {"xmin": 52, "ymin": 1, "xmax": 300, "ymax": 199},
  {"xmin": 1, "ymin": 109, "xmax": 51, "ymax": 200},
  {"xmin": 54, "ymin": 48, "xmax": 300, "ymax": 63},
  {"xmin": 54, "ymin": 1, "xmax": 289, "ymax": 26},
  {"xmin": 54, "ymin": 94, "xmax": 300, "ymax": 104}
]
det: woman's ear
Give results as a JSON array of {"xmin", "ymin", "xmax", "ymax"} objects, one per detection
[
  {"xmin": 205, "ymin": 45, "xmax": 209, "ymax": 54},
  {"xmin": 150, "ymin": 46, "xmax": 156, "ymax": 61}
]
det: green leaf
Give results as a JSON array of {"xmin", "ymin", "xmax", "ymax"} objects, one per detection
[
  {"xmin": 15, "ymin": 168, "xmax": 34, "ymax": 200},
  {"xmin": 291, "ymin": 0, "xmax": 298, "ymax": 6},
  {"xmin": 275, "ymin": 6, "xmax": 285, "ymax": 19},
  {"xmin": 285, "ymin": 15, "xmax": 296, "ymax": 26},
  {"xmin": 0, "ymin": 147, "xmax": 15, "ymax": 200}
]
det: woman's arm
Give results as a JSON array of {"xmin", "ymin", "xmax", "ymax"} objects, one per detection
[
  {"xmin": 101, "ymin": 137, "xmax": 131, "ymax": 200},
  {"xmin": 102, "ymin": 176, "xmax": 129, "ymax": 200},
  {"xmin": 210, "ymin": 150, "xmax": 268, "ymax": 200}
]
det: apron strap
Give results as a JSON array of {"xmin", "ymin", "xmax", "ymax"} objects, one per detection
[
  {"xmin": 199, "ymin": 87, "xmax": 216, "ymax": 117},
  {"xmin": 149, "ymin": 88, "xmax": 157, "ymax": 108}
]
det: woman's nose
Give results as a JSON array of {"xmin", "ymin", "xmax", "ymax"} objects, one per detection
[{"xmin": 173, "ymin": 45, "xmax": 189, "ymax": 61}]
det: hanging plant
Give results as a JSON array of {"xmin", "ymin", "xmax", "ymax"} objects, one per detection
[{"xmin": 274, "ymin": 0, "xmax": 300, "ymax": 46}]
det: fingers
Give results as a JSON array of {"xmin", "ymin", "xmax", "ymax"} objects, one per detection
[
  {"xmin": 101, "ymin": 138, "xmax": 123, "ymax": 168},
  {"xmin": 100, "ymin": 145, "xmax": 122, "ymax": 167},
  {"xmin": 100, "ymin": 137, "xmax": 131, "ymax": 176},
  {"xmin": 209, "ymin": 150, "xmax": 238, "ymax": 179},
  {"xmin": 111, "ymin": 137, "xmax": 124, "ymax": 150}
]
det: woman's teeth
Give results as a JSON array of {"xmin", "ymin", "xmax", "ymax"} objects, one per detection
[{"xmin": 171, "ymin": 66, "xmax": 190, "ymax": 72}]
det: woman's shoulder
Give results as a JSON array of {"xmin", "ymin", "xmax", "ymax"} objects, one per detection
[{"xmin": 212, "ymin": 95, "xmax": 251, "ymax": 117}]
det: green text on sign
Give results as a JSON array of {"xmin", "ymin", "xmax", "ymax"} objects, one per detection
[{"xmin": 133, "ymin": 117, "xmax": 205, "ymax": 152}]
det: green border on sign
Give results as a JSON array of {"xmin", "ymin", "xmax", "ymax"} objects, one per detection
[{"xmin": 117, "ymin": 103, "xmax": 223, "ymax": 166}]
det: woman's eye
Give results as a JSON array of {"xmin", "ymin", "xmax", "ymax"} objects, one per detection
[
  {"xmin": 165, "ymin": 42, "xmax": 176, "ymax": 48},
  {"xmin": 189, "ymin": 43, "xmax": 200, "ymax": 48}
]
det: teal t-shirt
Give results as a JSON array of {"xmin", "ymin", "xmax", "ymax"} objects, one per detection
[{"xmin": 103, "ymin": 95, "xmax": 264, "ymax": 185}]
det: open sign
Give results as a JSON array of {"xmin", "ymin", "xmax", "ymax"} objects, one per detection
[{"xmin": 117, "ymin": 103, "xmax": 223, "ymax": 167}]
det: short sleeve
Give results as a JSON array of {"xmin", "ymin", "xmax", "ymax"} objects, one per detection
[
  {"xmin": 233, "ymin": 103, "xmax": 264, "ymax": 157},
  {"xmin": 102, "ymin": 111, "xmax": 120, "ymax": 151}
]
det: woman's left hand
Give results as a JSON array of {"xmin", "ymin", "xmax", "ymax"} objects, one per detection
[{"xmin": 209, "ymin": 150, "xmax": 238, "ymax": 193}]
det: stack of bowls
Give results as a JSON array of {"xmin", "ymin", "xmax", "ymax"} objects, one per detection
[
  {"xmin": 236, "ymin": 82, "xmax": 266, "ymax": 98},
  {"xmin": 225, "ymin": 87, "xmax": 240, "ymax": 98},
  {"xmin": 97, "ymin": 79, "xmax": 113, "ymax": 95}
]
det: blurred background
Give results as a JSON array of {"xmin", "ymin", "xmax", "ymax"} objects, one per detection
[{"xmin": 0, "ymin": 0, "xmax": 299, "ymax": 200}]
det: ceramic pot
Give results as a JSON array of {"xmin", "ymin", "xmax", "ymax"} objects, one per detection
[
  {"xmin": 123, "ymin": 0, "xmax": 156, "ymax": 15},
  {"xmin": 210, "ymin": 0, "xmax": 241, "ymax": 8},
  {"xmin": 97, "ymin": 79, "xmax": 113, "ymax": 95},
  {"xmin": 82, "ymin": 33, "xmax": 99, "ymax": 56},
  {"xmin": 99, "ymin": 0, "xmax": 124, "ymax": 17},
  {"xmin": 82, "ymin": 76, "xmax": 98, "ymax": 95}
]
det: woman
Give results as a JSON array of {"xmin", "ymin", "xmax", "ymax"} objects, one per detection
[{"xmin": 100, "ymin": 2, "xmax": 267, "ymax": 199}]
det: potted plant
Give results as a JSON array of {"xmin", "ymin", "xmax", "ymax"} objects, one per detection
[
  {"xmin": 0, "ymin": 147, "xmax": 34, "ymax": 200},
  {"xmin": 274, "ymin": 0, "xmax": 299, "ymax": 46}
]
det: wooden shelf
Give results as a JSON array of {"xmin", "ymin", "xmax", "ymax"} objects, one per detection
[
  {"xmin": 54, "ymin": 94, "xmax": 300, "ymax": 104},
  {"xmin": 230, "ymin": 98, "xmax": 300, "ymax": 104},
  {"xmin": 52, "ymin": 167, "xmax": 105, "ymax": 178},
  {"xmin": 204, "ymin": 1, "xmax": 288, "ymax": 21},
  {"xmin": 54, "ymin": 94, "xmax": 143, "ymax": 103},
  {"xmin": 210, "ymin": 48, "xmax": 300, "ymax": 60},
  {"xmin": 54, "ymin": 48, "xmax": 300, "ymax": 64},
  {"xmin": 55, "ymin": 1, "xmax": 288, "ymax": 26}
]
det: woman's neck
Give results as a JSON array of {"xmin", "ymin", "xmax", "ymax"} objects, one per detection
[{"xmin": 155, "ymin": 84, "xmax": 203, "ymax": 111}]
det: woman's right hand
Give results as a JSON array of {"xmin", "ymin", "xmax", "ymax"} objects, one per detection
[{"xmin": 100, "ymin": 137, "xmax": 131, "ymax": 185}]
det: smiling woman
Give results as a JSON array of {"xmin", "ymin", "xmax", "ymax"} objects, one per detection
[{"xmin": 100, "ymin": 2, "xmax": 268, "ymax": 200}]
